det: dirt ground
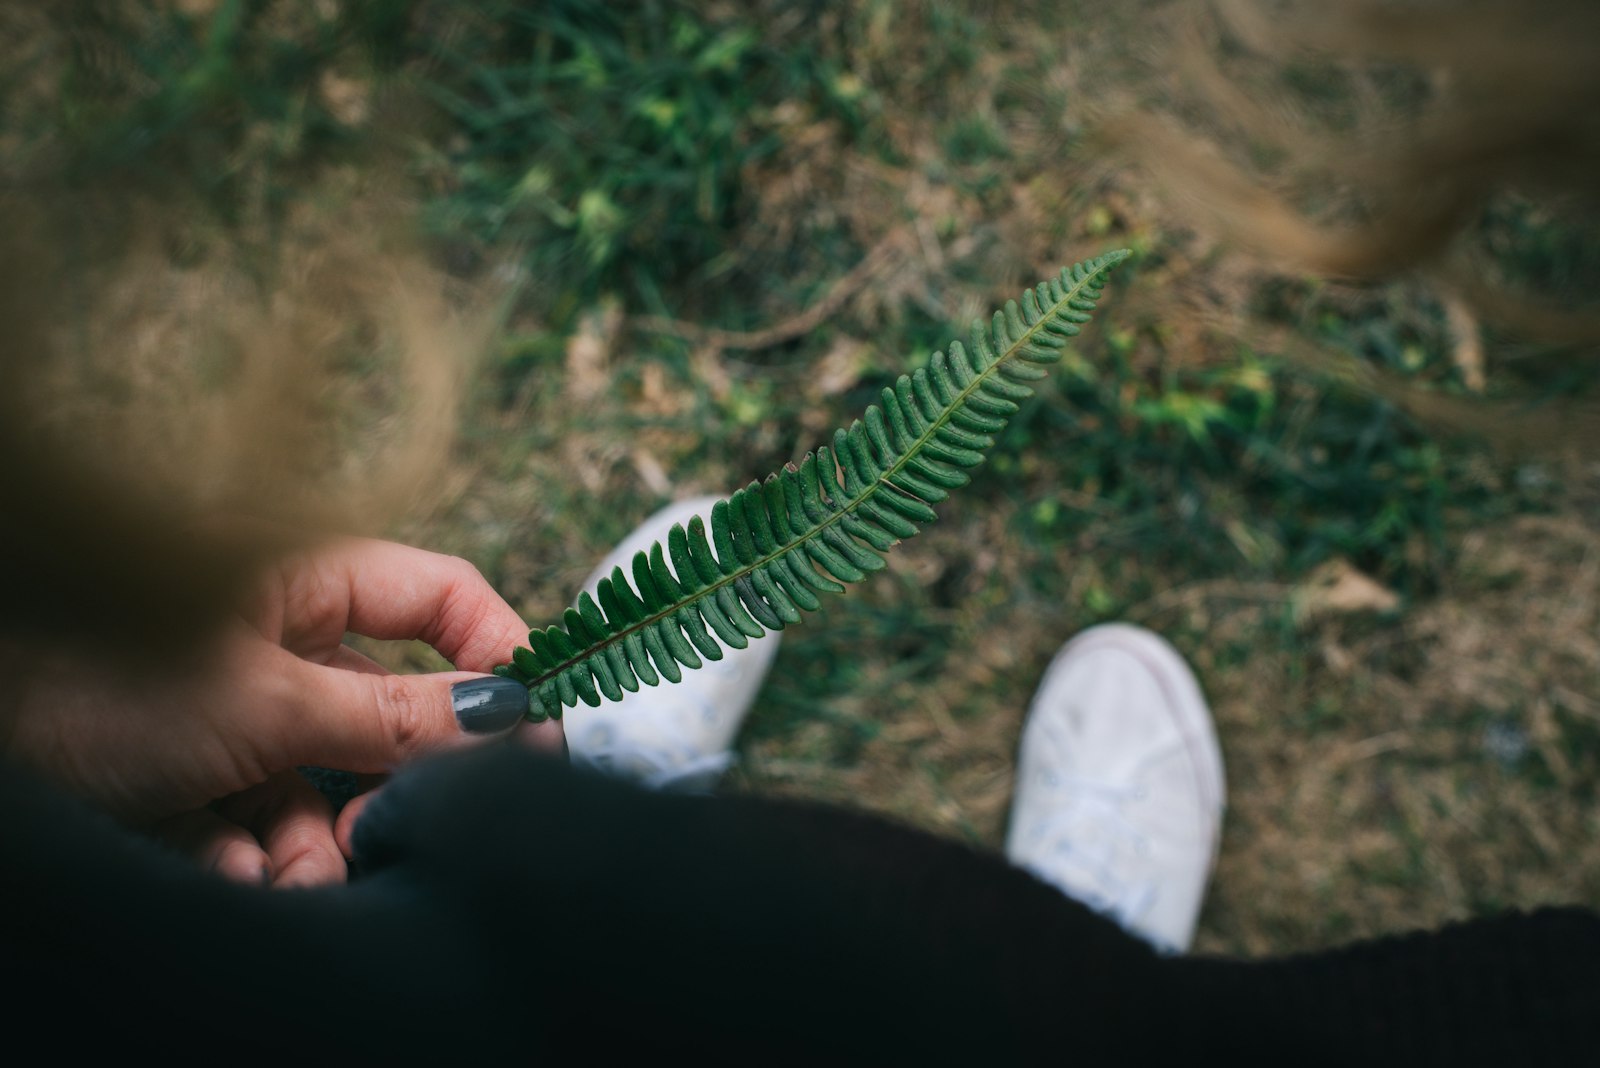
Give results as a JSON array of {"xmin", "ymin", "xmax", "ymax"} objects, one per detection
[{"xmin": 720, "ymin": 510, "xmax": 1600, "ymax": 957}]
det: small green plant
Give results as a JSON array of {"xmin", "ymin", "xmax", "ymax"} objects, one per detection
[
  {"xmin": 425, "ymin": 0, "xmax": 852, "ymax": 321},
  {"xmin": 495, "ymin": 250, "xmax": 1130, "ymax": 720}
]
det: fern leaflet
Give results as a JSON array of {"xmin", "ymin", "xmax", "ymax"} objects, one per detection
[{"xmin": 497, "ymin": 250, "xmax": 1131, "ymax": 721}]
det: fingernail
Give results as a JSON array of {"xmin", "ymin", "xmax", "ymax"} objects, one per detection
[{"xmin": 451, "ymin": 677, "xmax": 529, "ymax": 734}]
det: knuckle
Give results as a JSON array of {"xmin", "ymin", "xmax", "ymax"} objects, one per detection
[
  {"xmin": 447, "ymin": 591, "xmax": 499, "ymax": 659},
  {"xmin": 285, "ymin": 554, "xmax": 349, "ymax": 629},
  {"xmin": 434, "ymin": 557, "xmax": 505, "ymax": 667},
  {"xmin": 372, "ymin": 674, "xmax": 434, "ymax": 758},
  {"xmin": 443, "ymin": 554, "xmax": 486, "ymax": 587}
]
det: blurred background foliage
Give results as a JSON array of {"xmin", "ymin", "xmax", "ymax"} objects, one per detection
[{"xmin": 10, "ymin": 0, "xmax": 1600, "ymax": 955}]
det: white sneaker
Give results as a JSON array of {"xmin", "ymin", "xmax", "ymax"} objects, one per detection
[
  {"xmin": 565, "ymin": 495, "xmax": 780, "ymax": 792},
  {"xmin": 1005, "ymin": 623, "xmax": 1226, "ymax": 953}
]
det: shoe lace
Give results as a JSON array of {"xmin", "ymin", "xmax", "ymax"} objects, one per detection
[
  {"xmin": 1018, "ymin": 740, "xmax": 1188, "ymax": 946},
  {"xmin": 573, "ymin": 743, "xmax": 734, "ymax": 794}
]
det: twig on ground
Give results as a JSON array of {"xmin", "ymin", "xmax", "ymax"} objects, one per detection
[{"xmin": 631, "ymin": 232, "xmax": 911, "ymax": 353}]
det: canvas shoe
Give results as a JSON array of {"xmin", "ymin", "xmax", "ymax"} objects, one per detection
[
  {"xmin": 564, "ymin": 495, "xmax": 780, "ymax": 792},
  {"xmin": 1005, "ymin": 623, "xmax": 1226, "ymax": 953}
]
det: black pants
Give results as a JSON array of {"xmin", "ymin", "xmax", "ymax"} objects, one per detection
[{"xmin": 4, "ymin": 746, "xmax": 1596, "ymax": 1062}]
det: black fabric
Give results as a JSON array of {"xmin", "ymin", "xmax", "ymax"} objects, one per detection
[{"xmin": 2, "ymin": 746, "xmax": 1596, "ymax": 1062}]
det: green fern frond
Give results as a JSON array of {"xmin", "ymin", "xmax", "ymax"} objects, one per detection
[{"xmin": 496, "ymin": 250, "xmax": 1132, "ymax": 721}]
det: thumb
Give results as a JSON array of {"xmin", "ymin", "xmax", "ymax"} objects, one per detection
[{"xmin": 278, "ymin": 662, "xmax": 531, "ymax": 772}]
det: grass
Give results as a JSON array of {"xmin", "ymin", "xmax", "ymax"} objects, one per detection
[{"xmin": 17, "ymin": 0, "xmax": 1600, "ymax": 956}]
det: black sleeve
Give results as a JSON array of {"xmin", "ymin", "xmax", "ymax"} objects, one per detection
[{"xmin": 4, "ymin": 746, "xmax": 1597, "ymax": 1064}]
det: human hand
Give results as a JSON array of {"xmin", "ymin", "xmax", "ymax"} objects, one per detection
[{"xmin": 6, "ymin": 538, "xmax": 560, "ymax": 887}]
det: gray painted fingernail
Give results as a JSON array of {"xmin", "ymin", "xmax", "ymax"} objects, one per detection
[{"xmin": 451, "ymin": 677, "xmax": 529, "ymax": 733}]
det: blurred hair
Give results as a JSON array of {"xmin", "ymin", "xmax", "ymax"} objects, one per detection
[
  {"xmin": 0, "ymin": 1, "xmax": 499, "ymax": 662},
  {"xmin": 1125, "ymin": 1, "xmax": 1600, "ymax": 274},
  {"xmin": 0, "ymin": 182, "xmax": 490, "ymax": 661},
  {"xmin": 1115, "ymin": 0, "xmax": 1600, "ymax": 361}
]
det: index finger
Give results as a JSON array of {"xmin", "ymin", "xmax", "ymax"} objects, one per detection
[{"xmin": 276, "ymin": 539, "xmax": 531, "ymax": 674}]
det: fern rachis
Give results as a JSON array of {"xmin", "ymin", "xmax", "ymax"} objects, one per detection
[{"xmin": 497, "ymin": 250, "xmax": 1131, "ymax": 721}]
